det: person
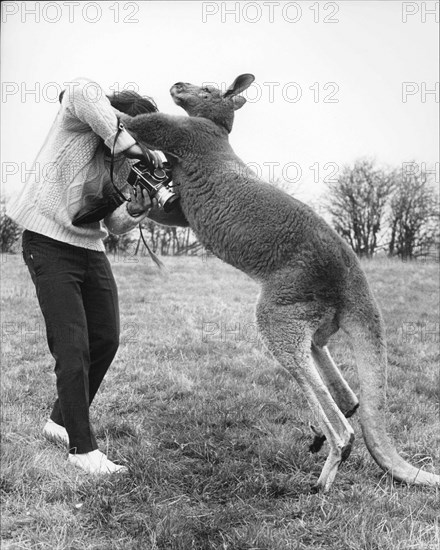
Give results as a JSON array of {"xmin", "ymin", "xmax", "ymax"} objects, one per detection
[{"xmin": 7, "ymin": 77, "xmax": 188, "ymax": 475}]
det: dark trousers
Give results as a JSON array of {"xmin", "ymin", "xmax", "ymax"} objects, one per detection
[{"xmin": 22, "ymin": 230, "xmax": 120, "ymax": 454}]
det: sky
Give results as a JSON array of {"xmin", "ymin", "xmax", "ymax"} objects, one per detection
[{"xmin": 1, "ymin": 0, "xmax": 439, "ymax": 204}]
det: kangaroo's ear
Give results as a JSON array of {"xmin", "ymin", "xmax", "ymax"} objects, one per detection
[
  {"xmin": 232, "ymin": 95, "xmax": 247, "ymax": 111},
  {"xmin": 224, "ymin": 73, "xmax": 255, "ymax": 98}
]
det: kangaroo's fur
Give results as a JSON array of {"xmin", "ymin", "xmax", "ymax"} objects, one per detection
[{"xmin": 124, "ymin": 74, "xmax": 439, "ymax": 492}]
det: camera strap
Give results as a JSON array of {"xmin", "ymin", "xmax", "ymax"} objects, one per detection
[
  {"xmin": 109, "ymin": 118, "xmax": 130, "ymax": 203},
  {"xmin": 110, "ymin": 117, "xmax": 166, "ymax": 272}
]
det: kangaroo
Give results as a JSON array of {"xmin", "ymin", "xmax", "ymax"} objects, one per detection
[{"xmin": 123, "ymin": 74, "xmax": 439, "ymax": 492}]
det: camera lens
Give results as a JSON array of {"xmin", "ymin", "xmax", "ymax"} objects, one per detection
[
  {"xmin": 156, "ymin": 186, "xmax": 179, "ymax": 212},
  {"xmin": 163, "ymin": 193, "xmax": 180, "ymax": 212}
]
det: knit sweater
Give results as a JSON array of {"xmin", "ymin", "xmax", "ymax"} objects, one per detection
[{"xmin": 7, "ymin": 77, "xmax": 150, "ymax": 252}]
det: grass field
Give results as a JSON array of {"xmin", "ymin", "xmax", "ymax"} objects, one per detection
[{"xmin": 1, "ymin": 252, "xmax": 439, "ymax": 549}]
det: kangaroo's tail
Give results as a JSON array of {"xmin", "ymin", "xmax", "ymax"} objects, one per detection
[{"xmin": 341, "ymin": 285, "xmax": 439, "ymax": 486}]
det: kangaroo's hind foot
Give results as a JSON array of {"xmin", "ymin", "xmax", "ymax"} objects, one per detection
[{"xmin": 309, "ymin": 342, "xmax": 359, "ymax": 453}]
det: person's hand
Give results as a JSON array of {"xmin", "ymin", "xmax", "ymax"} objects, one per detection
[
  {"xmin": 123, "ymin": 144, "xmax": 163, "ymax": 168},
  {"xmin": 123, "ymin": 144, "xmax": 146, "ymax": 159},
  {"xmin": 126, "ymin": 184, "xmax": 153, "ymax": 216}
]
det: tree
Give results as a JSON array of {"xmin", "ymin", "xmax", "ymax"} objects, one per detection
[
  {"xmin": 104, "ymin": 232, "xmax": 136, "ymax": 257},
  {"xmin": 137, "ymin": 220, "xmax": 196, "ymax": 256},
  {"xmin": 388, "ymin": 168, "xmax": 439, "ymax": 260},
  {"xmin": 327, "ymin": 160, "xmax": 395, "ymax": 257},
  {"xmin": 0, "ymin": 199, "xmax": 22, "ymax": 253}
]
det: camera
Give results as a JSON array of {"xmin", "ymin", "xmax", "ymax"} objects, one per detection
[
  {"xmin": 71, "ymin": 158, "xmax": 179, "ymax": 227},
  {"xmin": 127, "ymin": 161, "xmax": 179, "ymax": 213}
]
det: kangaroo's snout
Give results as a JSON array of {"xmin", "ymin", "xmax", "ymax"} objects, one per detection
[
  {"xmin": 170, "ymin": 82, "xmax": 187, "ymax": 105},
  {"xmin": 170, "ymin": 82, "xmax": 188, "ymax": 94}
]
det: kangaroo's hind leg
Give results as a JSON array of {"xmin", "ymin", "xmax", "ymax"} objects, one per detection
[
  {"xmin": 256, "ymin": 299, "xmax": 355, "ymax": 492},
  {"xmin": 309, "ymin": 343, "xmax": 359, "ymax": 453}
]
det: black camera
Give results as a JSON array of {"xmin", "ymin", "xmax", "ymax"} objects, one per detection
[
  {"xmin": 72, "ymin": 160, "xmax": 179, "ymax": 226},
  {"xmin": 127, "ymin": 161, "xmax": 179, "ymax": 213}
]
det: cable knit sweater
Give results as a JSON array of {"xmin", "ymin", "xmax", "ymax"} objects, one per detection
[{"xmin": 7, "ymin": 77, "xmax": 152, "ymax": 252}]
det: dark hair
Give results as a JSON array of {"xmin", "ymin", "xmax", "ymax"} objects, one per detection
[
  {"xmin": 58, "ymin": 88, "xmax": 158, "ymax": 116},
  {"xmin": 107, "ymin": 90, "xmax": 158, "ymax": 116}
]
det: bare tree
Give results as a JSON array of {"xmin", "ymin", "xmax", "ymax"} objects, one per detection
[
  {"xmin": 388, "ymin": 168, "xmax": 439, "ymax": 260},
  {"xmin": 137, "ymin": 220, "xmax": 196, "ymax": 255},
  {"xmin": 327, "ymin": 160, "xmax": 395, "ymax": 257},
  {"xmin": 104, "ymin": 232, "xmax": 135, "ymax": 256}
]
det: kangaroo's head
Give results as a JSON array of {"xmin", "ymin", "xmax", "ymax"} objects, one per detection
[{"xmin": 170, "ymin": 74, "xmax": 255, "ymax": 133}]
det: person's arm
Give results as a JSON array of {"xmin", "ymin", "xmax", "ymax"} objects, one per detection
[
  {"xmin": 103, "ymin": 185, "xmax": 149, "ymax": 235},
  {"xmin": 104, "ymin": 185, "xmax": 189, "ymax": 234},
  {"xmin": 61, "ymin": 77, "xmax": 136, "ymax": 155}
]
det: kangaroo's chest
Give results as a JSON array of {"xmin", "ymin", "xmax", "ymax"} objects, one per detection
[{"xmin": 175, "ymin": 170, "xmax": 300, "ymax": 277}]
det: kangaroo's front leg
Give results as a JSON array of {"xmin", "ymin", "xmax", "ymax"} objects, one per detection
[{"xmin": 123, "ymin": 113, "xmax": 190, "ymax": 158}]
